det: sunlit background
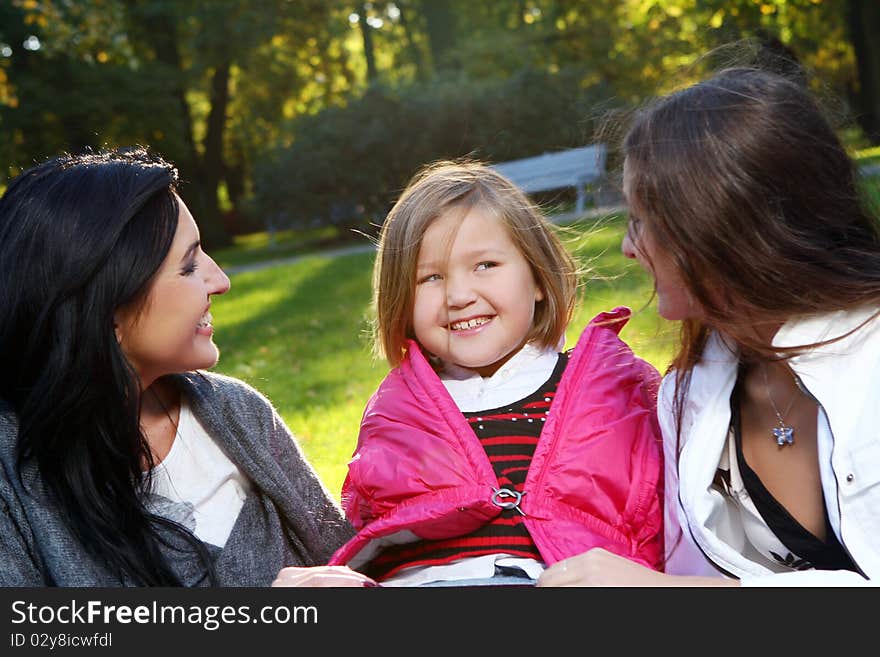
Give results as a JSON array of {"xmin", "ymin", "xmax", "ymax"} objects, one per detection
[{"xmin": 2, "ymin": 0, "xmax": 878, "ymax": 497}]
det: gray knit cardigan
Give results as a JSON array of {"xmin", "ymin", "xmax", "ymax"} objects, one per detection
[{"xmin": 0, "ymin": 371, "xmax": 354, "ymax": 586}]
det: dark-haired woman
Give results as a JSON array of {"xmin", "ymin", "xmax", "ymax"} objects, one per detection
[
  {"xmin": 0, "ymin": 149, "xmax": 357, "ymax": 586},
  {"xmin": 539, "ymin": 67, "xmax": 880, "ymax": 586}
]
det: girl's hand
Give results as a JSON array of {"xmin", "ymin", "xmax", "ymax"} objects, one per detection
[
  {"xmin": 272, "ymin": 565, "xmax": 379, "ymax": 588},
  {"xmin": 536, "ymin": 548, "xmax": 737, "ymax": 587}
]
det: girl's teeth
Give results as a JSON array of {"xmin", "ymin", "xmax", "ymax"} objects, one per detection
[{"xmin": 452, "ymin": 317, "xmax": 489, "ymax": 330}]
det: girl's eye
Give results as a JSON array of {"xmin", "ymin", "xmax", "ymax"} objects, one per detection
[
  {"xmin": 475, "ymin": 261, "xmax": 498, "ymax": 271},
  {"xmin": 418, "ymin": 273, "xmax": 442, "ymax": 284}
]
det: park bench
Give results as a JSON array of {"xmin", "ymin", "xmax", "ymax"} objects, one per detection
[{"xmin": 491, "ymin": 144, "xmax": 607, "ymax": 218}]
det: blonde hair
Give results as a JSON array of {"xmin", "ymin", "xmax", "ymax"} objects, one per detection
[{"xmin": 373, "ymin": 159, "xmax": 577, "ymax": 368}]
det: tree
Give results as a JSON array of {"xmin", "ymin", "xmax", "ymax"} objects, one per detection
[
  {"xmin": 357, "ymin": 3, "xmax": 379, "ymax": 83},
  {"xmin": 847, "ymin": 0, "xmax": 880, "ymax": 143},
  {"xmin": 6, "ymin": 0, "xmax": 342, "ymax": 247}
]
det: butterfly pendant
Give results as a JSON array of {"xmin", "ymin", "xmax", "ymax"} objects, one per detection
[{"xmin": 772, "ymin": 424, "xmax": 794, "ymax": 447}]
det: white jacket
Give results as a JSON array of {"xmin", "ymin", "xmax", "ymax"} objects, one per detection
[{"xmin": 662, "ymin": 307, "xmax": 880, "ymax": 586}]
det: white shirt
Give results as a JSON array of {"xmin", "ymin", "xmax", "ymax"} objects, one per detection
[
  {"xmin": 439, "ymin": 341, "xmax": 561, "ymax": 412},
  {"xmin": 144, "ymin": 399, "xmax": 251, "ymax": 548},
  {"xmin": 665, "ymin": 308, "xmax": 880, "ymax": 585},
  {"xmin": 381, "ymin": 342, "xmax": 559, "ymax": 586}
]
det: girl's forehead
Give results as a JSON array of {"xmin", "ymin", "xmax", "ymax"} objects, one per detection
[{"xmin": 421, "ymin": 207, "xmax": 513, "ymax": 249}]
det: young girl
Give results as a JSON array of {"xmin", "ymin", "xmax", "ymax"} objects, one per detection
[{"xmin": 326, "ymin": 160, "xmax": 664, "ymax": 586}]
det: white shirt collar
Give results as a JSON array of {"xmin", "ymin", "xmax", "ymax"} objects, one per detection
[{"xmin": 438, "ymin": 342, "xmax": 560, "ymax": 413}]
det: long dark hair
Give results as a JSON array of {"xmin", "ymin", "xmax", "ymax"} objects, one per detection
[
  {"xmin": 0, "ymin": 148, "xmax": 209, "ymax": 585},
  {"xmin": 623, "ymin": 67, "xmax": 880, "ymax": 423}
]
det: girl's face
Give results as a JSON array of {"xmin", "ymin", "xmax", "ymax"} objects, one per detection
[
  {"xmin": 412, "ymin": 205, "xmax": 544, "ymax": 377},
  {"xmin": 621, "ymin": 159, "xmax": 698, "ymax": 322},
  {"xmin": 115, "ymin": 196, "xmax": 231, "ymax": 387}
]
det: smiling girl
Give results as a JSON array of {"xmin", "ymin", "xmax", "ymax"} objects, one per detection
[{"xmin": 320, "ymin": 160, "xmax": 664, "ymax": 586}]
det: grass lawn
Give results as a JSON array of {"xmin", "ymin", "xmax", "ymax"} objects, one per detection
[
  {"xmin": 210, "ymin": 212, "xmax": 675, "ymax": 500},
  {"xmin": 210, "ymin": 224, "xmax": 359, "ymax": 270}
]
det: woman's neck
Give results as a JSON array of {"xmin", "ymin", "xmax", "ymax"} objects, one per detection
[{"xmin": 139, "ymin": 379, "xmax": 180, "ymax": 466}]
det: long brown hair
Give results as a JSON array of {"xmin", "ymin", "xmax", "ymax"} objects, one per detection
[
  {"xmin": 372, "ymin": 159, "xmax": 577, "ymax": 368},
  {"xmin": 623, "ymin": 67, "xmax": 880, "ymax": 424}
]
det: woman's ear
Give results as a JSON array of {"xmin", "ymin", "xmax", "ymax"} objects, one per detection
[
  {"xmin": 535, "ymin": 285, "xmax": 545, "ymax": 302},
  {"xmin": 113, "ymin": 307, "xmax": 130, "ymax": 345}
]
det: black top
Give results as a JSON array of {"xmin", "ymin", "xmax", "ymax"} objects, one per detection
[{"xmin": 730, "ymin": 373, "xmax": 857, "ymax": 572}]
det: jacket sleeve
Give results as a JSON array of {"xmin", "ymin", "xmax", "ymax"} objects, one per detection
[
  {"xmin": 628, "ymin": 354, "xmax": 665, "ymax": 570},
  {"xmin": 339, "ymin": 391, "xmax": 380, "ymax": 530},
  {"xmin": 268, "ymin": 407, "xmax": 355, "ymax": 547},
  {"xmin": 188, "ymin": 373, "xmax": 355, "ymax": 565},
  {"xmin": 0, "ymin": 479, "xmax": 44, "ymax": 586}
]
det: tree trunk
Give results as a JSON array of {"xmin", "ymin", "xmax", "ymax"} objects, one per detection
[
  {"xmin": 199, "ymin": 58, "xmax": 233, "ymax": 248},
  {"xmin": 848, "ymin": 0, "xmax": 880, "ymax": 144},
  {"xmin": 421, "ymin": 0, "xmax": 458, "ymax": 72},
  {"xmin": 358, "ymin": 3, "xmax": 378, "ymax": 83},
  {"xmin": 396, "ymin": 0, "xmax": 427, "ymax": 81},
  {"xmin": 123, "ymin": 0, "xmax": 230, "ymax": 246},
  {"xmin": 123, "ymin": 0, "xmax": 200, "ymax": 177}
]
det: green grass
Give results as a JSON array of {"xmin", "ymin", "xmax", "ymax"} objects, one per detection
[
  {"xmin": 210, "ymin": 251, "xmax": 386, "ymax": 498},
  {"xmin": 210, "ymin": 212, "xmax": 673, "ymax": 500},
  {"xmin": 211, "ymin": 224, "xmax": 370, "ymax": 270}
]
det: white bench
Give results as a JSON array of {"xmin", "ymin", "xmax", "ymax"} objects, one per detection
[{"xmin": 491, "ymin": 144, "xmax": 607, "ymax": 217}]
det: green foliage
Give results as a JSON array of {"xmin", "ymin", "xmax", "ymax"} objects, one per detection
[
  {"xmin": 250, "ymin": 65, "xmax": 612, "ymax": 235},
  {"xmin": 2, "ymin": 0, "xmax": 877, "ymax": 228}
]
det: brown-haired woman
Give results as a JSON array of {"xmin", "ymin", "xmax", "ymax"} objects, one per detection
[{"xmin": 539, "ymin": 67, "xmax": 880, "ymax": 586}]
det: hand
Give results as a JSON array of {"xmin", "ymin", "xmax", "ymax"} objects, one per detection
[
  {"xmin": 536, "ymin": 548, "xmax": 671, "ymax": 586},
  {"xmin": 537, "ymin": 548, "xmax": 738, "ymax": 587},
  {"xmin": 272, "ymin": 565, "xmax": 379, "ymax": 588}
]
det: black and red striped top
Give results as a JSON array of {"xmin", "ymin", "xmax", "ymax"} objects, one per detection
[{"xmin": 365, "ymin": 352, "xmax": 569, "ymax": 581}]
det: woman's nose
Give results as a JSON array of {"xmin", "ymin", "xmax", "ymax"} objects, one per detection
[
  {"xmin": 207, "ymin": 257, "xmax": 231, "ymax": 296},
  {"xmin": 621, "ymin": 231, "xmax": 637, "ymax": 260}
]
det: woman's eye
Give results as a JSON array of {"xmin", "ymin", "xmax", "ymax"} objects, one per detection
[
  {"xmin": 182, "ymin": 261, "xmax": 199, "ymax": 275},
  {"xmin": 626, "ymin": 216, "xmax": 642, "ymax": 238}
]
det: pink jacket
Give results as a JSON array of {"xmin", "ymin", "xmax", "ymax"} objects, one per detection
[{"xmin": 329, "ymin": 307, "xmax": 664, "ymax": 571}]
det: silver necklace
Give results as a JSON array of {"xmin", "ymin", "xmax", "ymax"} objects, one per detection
[{"xmin": 761, "ymin": 363, "xmax": 799, "ymax": 447}]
